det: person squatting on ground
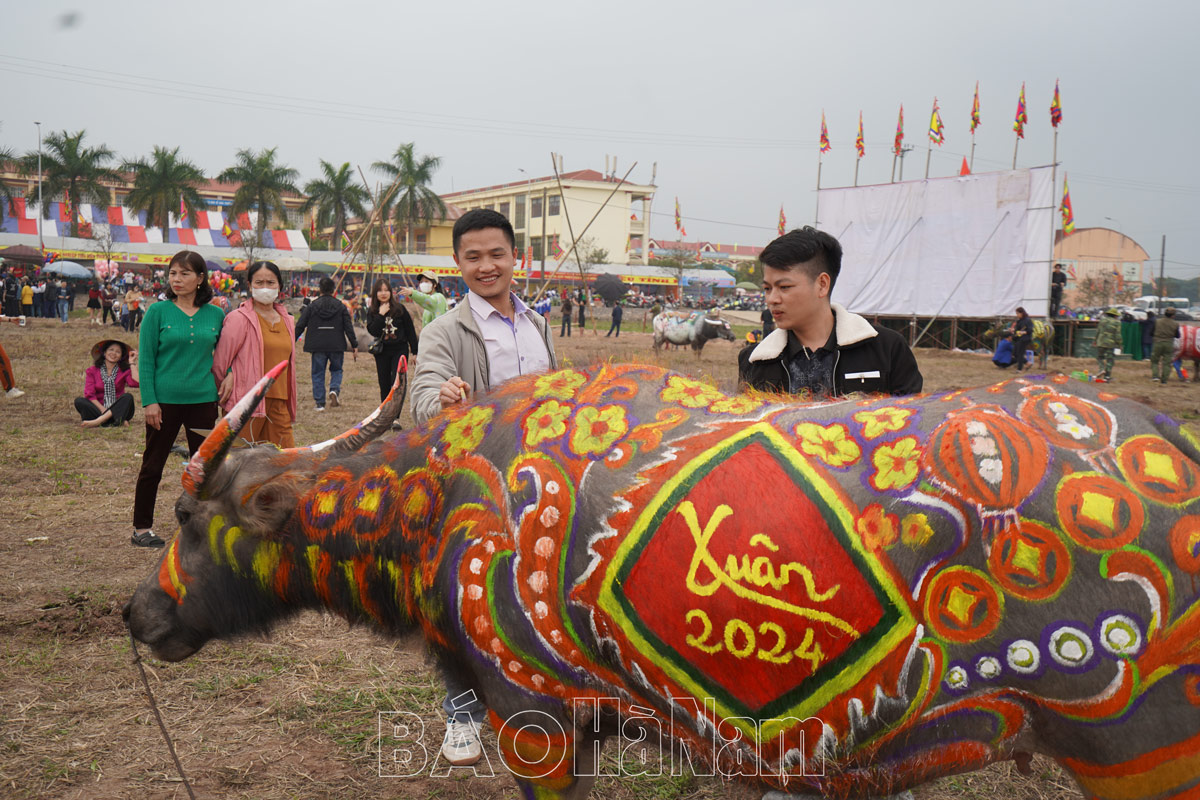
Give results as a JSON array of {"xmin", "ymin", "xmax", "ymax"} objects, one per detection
[
  {"xmin": 366, "ymin": 279, "xmax": 418, "ymax": 417},
  {"xmin": 1093, "ymin": 307, "xmax": 1122, "ymax": 381},
  {"xmin": 294, "ymin": 276, "xmax": 358, "ymax": 411},
  {"xmin": 132, "ymin": 251, "xmax": 224, "ymax": 549},
  {"xmin": 411, "ymin": 208, "xmax": 558, "ymax": 767},
  {"xmin": 75, "ymin": 339, "xmax": 139, "ymax": 427},
  {"xmin": 399, "ymin": 269, "xmax": 449, "ymax": 325},
  {"xmin": 739, "ymin": 226, "xmax": 923, "ymax": 397},
  {"xmin": 1150, "ymin": 307, "xmax": 1182, "ymax": 383},
  {"xmin": 213, "ymin": 260, "xmax": 298, "ymax": 448}
]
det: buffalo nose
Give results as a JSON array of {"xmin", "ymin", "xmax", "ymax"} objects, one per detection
[{"xmin": 122, "ymin": 600, "xmax": 132, "ymax": 622}]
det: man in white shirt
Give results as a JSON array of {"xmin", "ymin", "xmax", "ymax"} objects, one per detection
[{"xmin": 409, "ymin": 208, "xmax": 558, "ymax": 766}]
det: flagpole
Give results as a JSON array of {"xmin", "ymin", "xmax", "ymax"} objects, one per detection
[
  {"xmin": 970, "ymin": 131, "xmax": 976, "ymax": 171},
  {"xmin": 924, "ymin": 140, "xmax": 931, "ymax": 179},
  {"xmin": 854, "ymin": 157, "xmax": 860, "ymax": 188},
  {"xmin": 890, "ymin": 151, "xmax": 897, "ymax": 183},
  {"xmin": 1013, "ymin": 136, "xmax": 1020, "ymax": 170},
  {"xmin": 1047, "ymin": 125, "xmax": 1059, "ymax": 316},
  {"xmin": 815, "ymin": 151, "xmax": 823, "ymax": 228}
]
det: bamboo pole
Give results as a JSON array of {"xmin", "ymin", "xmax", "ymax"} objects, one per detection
[
  {"xmin": 815, "ymin": 152, "xmax": 823, "ymax": 227},
  {"xmin": 357, "ymin": 166, "xmax": 413, "ymax": 290},
  {"xmin": 1047, "ymin": 126, "xmax": 1059, "ymax": 320},
  {"xmin": 531, "ymin": 160, "xmax": 637, "ymax": 304}
]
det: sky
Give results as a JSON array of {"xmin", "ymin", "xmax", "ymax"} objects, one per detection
[{"xmin": 2, "ymin": 0, "xmax": 1198, "ymax": 279}]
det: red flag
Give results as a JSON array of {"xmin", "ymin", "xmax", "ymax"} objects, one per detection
[
  {"xmin": 1050, "ymin": 80, "xmax": 1063, "ymax": 127},
  {"xmin": 855, "ymin": 112, "xmax": 865, "ymax": 159},
  {"xmin": 1014, "ymin": 82, "xmax": 1028, "ymax": 139},
  {"xmin": 959, "ymin": 157, "xmax": 971, "ymax": 176},
  {"xmin": 309, "ymin": 215, "xmax": 316, "ymax": 240},
  {"xmin": 893, "ymin": 105, "xmax": 904, "ymax": 156},
  {"xmin": 819, "ymin": 111, "xmax": 831, "ymax": 154},
  {"xmin": 1061, "ymin": 174, "xmax": 1075, "ymax": 235},
  {"xmin": 778, "ymin": 205, "xmax": 787, "ymax": 236}
]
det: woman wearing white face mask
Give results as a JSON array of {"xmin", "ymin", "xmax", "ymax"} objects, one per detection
[
  {"xmin": 398, "ymin": 269, "xmax": 448, "ymax": 326},
  {"xmin": 212, "ymin": 260, "xmax": 298, "ymax": 447}
]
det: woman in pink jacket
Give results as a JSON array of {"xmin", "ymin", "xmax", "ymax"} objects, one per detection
[
  {"xmin": 212, "ymin": 261, "xmax": 297, "ymax": 447},
  {"xmin": 75, "ymin": 339, "xmax": 139, "ymax": 427}
]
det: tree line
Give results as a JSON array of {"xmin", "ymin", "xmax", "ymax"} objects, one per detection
[{"xmin": 0, "ymin": 130, "xmax": 445, "ymax": 251}]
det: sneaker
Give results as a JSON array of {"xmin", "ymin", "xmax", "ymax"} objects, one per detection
[
  {"xmin": 315, "ymin": 404, "xmax": 325, "ymax": 412},
  {"xmin": 328, "ymin": 390, "xmax": 340, "ymax": 408},
  {"xmin": 131, "ymin": 530, "xmax": 165, "ymax": 548},
  {"xmin": 6, "ymin": 387, "xmax": 24, "ymax": 399},
  {"xmin": 441, "ymin": 718, "xmax": 482, "ymax": 766}
]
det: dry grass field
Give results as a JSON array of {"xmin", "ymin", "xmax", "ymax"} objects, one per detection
[{"xmin": 1, "ymin": 306, "xmax": 1196, "ymax": 799}]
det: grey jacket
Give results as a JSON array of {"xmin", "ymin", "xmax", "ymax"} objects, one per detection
[{"xmin": 411, "ymin": 297, "xmax": 558, "ymax": 425}]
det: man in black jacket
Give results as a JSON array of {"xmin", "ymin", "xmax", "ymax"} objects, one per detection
[
  {"xmin": 294, "ymin": 277, "xmax": 358, "ymax": 410},
  {"xmin": 738, "ymin": 226, "xmax": 923, "ymax": 397}
]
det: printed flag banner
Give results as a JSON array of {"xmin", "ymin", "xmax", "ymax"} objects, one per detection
[
  {"xmin": 893, "ymin": 105, "xmax": 904, "ymax": 156},
  {"xmin": 1050, "ymin": 80, "xmax": 1063, "ymax": 128},
  {"xmin": 820, "ymin": 112, "xmax": 831, "ymax": 154},
  {"xmin": 1061, "ymin": 174, "xmax": 1075, "ymax": 235},
  {"xmin": 971, "ymin": 82, "xmax": 981, "ymax": 132},
  {"xmin": 1014, "ymin": 82, "xmax": 1028, "ymax": 139},
  {"xmin": 778, "ymin": 205, "xmax": 787, "ymax": 236},
  {"xmin": 674, "ymin": 197, "xmax": 681, "ymax": 232},
  {"xmin": 340, "ymin": 231, "xmax": 352, "ymax": 253},
  {"xmin": 928, "ymin": 98, "xmax": 945, "ymax": 145},
  {"xmin": 856, "ymin": 112, "xmax": 865, "ymax": 158}
]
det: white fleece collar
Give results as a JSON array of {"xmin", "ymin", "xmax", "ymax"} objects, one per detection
[{"xmin": 748, "ymin": 302, "xmax": 877, "ymax": 362}]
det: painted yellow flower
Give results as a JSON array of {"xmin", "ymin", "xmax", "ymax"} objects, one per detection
[
  {"xmin": 660, "ymin": 375, "xmax": 724, "ymax": 409},
  {"xmin": 795, "ymin": 422, "xmax": 862, "ymax": 468},
  {"xmin": 901, "ymin": 513, "xmax": 935, "ymax": 547},
  {"xmin": 870, "ymin": 436, "xmax": 922, "ymax": 492},
  {"xmin": 854, "ymin": 406, "xmax": 915, "ymax": 440},
  {"xmin": 708, "ymin": 395, "xmax": 764, "ymax": 415},
  {"xmin": 442, "ymin": 405, "xmax": 494, "ymax": 459},
  {"xmin": 524, "ymin": 399, "xmax": 572, "ymax": 449},
  {"xmin": 533, "ymin": 370, "xmax": 588, "ymax": 400},
  {"xmin": 857, "ymin": 503, "xmax": 899, "ymax": 550},
  {"xmin": 569, "ymin": 405, "xmax": 629, "ymax": 458}
]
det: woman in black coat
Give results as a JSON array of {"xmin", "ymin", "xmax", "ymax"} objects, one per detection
[{"xmin": 366, "ymin": 278, "xmax": 418, "ymax": 404}]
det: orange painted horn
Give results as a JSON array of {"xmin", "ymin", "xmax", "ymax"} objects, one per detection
[
  {"xmin": 301, "ymin": 356, "xmax": 408, "ymax": 457},
  {"xmin": 181, "ymin": 361, "xmax": 288, "ymax": 497}
]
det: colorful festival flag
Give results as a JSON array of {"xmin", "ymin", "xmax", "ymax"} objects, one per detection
[
  {"xmin": 680, "ymin": 226, "xmax": 688, "ymax": 237},
  {"xmin": 179, "ymin": 194, "xmax": 187, "ymax": 225},
  {"xmin": 856, "ymin": 112, "xmax": 865, "ymax": 158},
  {"xmin": 778, "ymin": 205, "xmax": 787, "ymax": 236},
  {"xmin": 928, "ymin": 98, "xmax": 945, "ymax": 145},
  {"xmin": 819, "ymin": 112, "xmax": 831, "ymax": 154},
  {"xmin": 340, "ymin": 231, "xmax": 352, "ymax": 253},
  {"xmin": 309, "ymin": 215, "xmax": 316, "ymax": 240},
  {"xmin": 221, "ymin": 217, "xmax": 234, "ymax": 238},
  {"xmin": 1014, "ymin": 82, "xmax": 1028, "ymax": 139},
  {"xmin": 674, "ymin": 197, "xmax": 681, "ymax": 232},
  {"xmin": 893, "ymin": 105, "xmax": 904, "ymax": 156},
  {"xmin": 1060, "ymin": 174, "xmax": 1075, "ymax": 235},
  {"xmin": 1050, "ymin": 80, "xmax": 1063, "ymax": 128},
  {"xmin": 970, "ymin": 81, "xmax": 981, "ymax": 132}
]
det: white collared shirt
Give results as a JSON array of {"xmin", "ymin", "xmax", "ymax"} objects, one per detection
[{"xmin": 466, "ymin": 290, "xmax": 551, "ymax": 388}]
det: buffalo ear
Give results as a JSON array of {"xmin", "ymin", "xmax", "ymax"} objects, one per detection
[{"xmin": 243, "ymin": 472, "xmax": 314, "ymax": 535}]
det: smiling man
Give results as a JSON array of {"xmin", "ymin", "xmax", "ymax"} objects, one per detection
[{"xmin": 738, "ymin": 226, "xmax": 922, "ymax": 398}]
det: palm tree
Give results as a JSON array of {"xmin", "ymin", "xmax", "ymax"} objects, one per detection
[
  {"xmin": 0, "ymin": 144, "xmax": 16, "ymax": 225},
  {"xmin": 301, "ymin": 160, "xmax": 369, "ymax": 251},
  {"xmin": 20, "ymin": 129, "xmax": 117, "ymax": 237},
  {"xmin": 121, "ymin": 146, "xmax": 208, "ymax": 234},
  {"xmin": 372, "ymin": 143, "xmax": 446, "ymax": 253},
  {"xmin": 216, "ymin": 147, "xmax": 299, "ymax": 242}
]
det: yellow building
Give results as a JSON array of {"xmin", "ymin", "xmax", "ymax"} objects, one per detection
[
  {"xmin": 441, "ymin": 168, "xmax": 656, "ymax": 265},
  {"xmin": 1053, "ymin": 227, "xmax": 1150, "ymax": 306}
]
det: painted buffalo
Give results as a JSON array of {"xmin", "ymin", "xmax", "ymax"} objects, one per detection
[
  {"xmin": 1177, "ymin": 324, "xmax": 1200, "ymax": 381},
  {"xmin": 126, "ymin": 363, "xmax": 1200, "ymax": 799},
  {"xmin": 652, "ymin": 310, "xmax": 736, "ymax": 355}
]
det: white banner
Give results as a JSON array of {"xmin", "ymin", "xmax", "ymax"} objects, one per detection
[{"xmin": 817, "ymin": 166, "xmax": 1054, "ymax": 318}]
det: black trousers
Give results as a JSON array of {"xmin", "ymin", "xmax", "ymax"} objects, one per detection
[
  {"xmin": 101, "ymin": 304, "xmax": 117, "ymax": 324},
  {"xmin": 1012, "ymin": 335, "xmax": 1032, "ymax": 370},
  {"xmin": 560, "ymin": 315, "xmax": 571, "ymax": 336},
  {"xmin": 75, "ymin": 394, "xmax": 135, "ymax": 426},
  {"xmin": 373, "ymin": 349, "xmax": 407, "ymax": 403},
  {"xmin": 133, "ymin": 401, "xmax": 217, "ymax": 529}
]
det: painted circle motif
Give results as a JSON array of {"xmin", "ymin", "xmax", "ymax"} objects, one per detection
[
  {"xmin": 945, "ymin": 665, "xmax": 969, "ymax": 692},
  {"xmin": 1055, "ymin": 473, "xmax": 1145, "ymax": 551},
  {"xmin": 1097, "ymin": 614, "xmax": 1142, "ymax": 657},
  {"xmin": 1117, "ymin": 435, "xmax": 1200, "ymax": 507},
  {"xmin": 976, "ymin": 656, "xmax": 1002, "ymax": 680},
  {"xmin": 987, "ymin": 520, "xmax": 1072, "ymax": 601},
  {"xmin": 924, "ymin": 566, "xmax": 1005, "ymax": 644},
  {"xmin": 922, "ymin": 409, "xmax": 1050, "ymax": 510},
  {"xmin": 1169, "ymin": 516, "xmax": 1200, "ymax": 574},
  {"xmin": 300, "ymin": 466, "xmax": 352, "ymax": 542},
  {"xmin": 1048, "ymin": 626, "xmax": 1095, "ymax": 669},
  {"xmin": 1019, "ymin": 392, "xmax": 1115, "ymax": 452},
  {"xmin": 1006, "ymin": 639, "xmax": 1041, "ymax": 675}
]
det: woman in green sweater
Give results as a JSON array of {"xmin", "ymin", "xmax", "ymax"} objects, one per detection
[
  {"xmin": 398, "ymin": 269, "xmax": 449, "ymax": 326},
  {"xmin": 132, "ymin": 251, "xmax": 225, "ymax": 548}
]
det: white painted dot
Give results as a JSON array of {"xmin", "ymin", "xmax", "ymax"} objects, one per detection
[
  {"xmin": 466, "ymin": 584, "xmax": 483, "ymax": 600},
  {"xmin": 469, "ymin": 558, "xmax": 483, "ymax": 575},
  {"xmin": 534, "ymin": 536, "xmax": 555, "ymax": 557},
  {"xmin": 528, "ymin": 571, "xmax": 548, "ymax": 594},
  {"xmin": 539, "ymin": 506, "xmax": 560, "ymax": 527},
  {"xmin": 1099, "ymin": 614, "xmax": 1142, "ymax": 656},
  {"xmin": 535, "ymin": 601, "xmax": 549, "ymax": 618},
  {"xmin": 1049, "ymin": 626, "xmax": 1094, "ymax": 667},
  {"xmin": 490, "ymin": 638, "xmax": 503, "ymax": 653},
  {"xmin": 945, "ymin": 665, "xmax": 969, "ymax": 690},
  {"xmin": 474, "ymin": 616, "xmax": 488, "ymax": 634},
  {"xmin": 545, "ymin": 481, "xmax": 560, "ymax": 495},
  {"xmin": 1006, "ymin": 640, "xmax": 1040, "ymax": 675},
  {"xmin": 976, "ymin": 656, "xmax": 1001, "ymax": 679},
  {"xmin": 549, "ymin": 630, "xmax": 563, "ymax": 644},
  {"xmin": 531, "ymin": 674, "xmax": 545, "ymax": 689},
  {"xmin": 484, "ymin": 541, "xmax": 496, "ymax": 553},
  {"xmin": 508, "ymin": 660, "xmax": 521, "ymax": 673}
]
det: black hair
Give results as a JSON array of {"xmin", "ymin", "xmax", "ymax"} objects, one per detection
[
  {"xmin": 93, "ymin": 342, "xmax": 130, "ymax": 371},
  {"xmin": 164, "ymin": 250, "xmax": 213, "ymax": 305},
  {"xmin": 319, "ymin": 277, "xmax": 335, "ymax": 295},
  {"xmin": 369, "ymin": 277, "xmax": 400, "ymax": 318},
  {"xmin": 247, "ymin": 261, "xmax": 284, "ymax": 296},
  {"xmin": 1015, "ymin": 307, "xmax": 1027, "ymax": 317},
  {"xmin": 759, "ymin": 226, "xmax": 843, "ymax": 290},
  {"xmin": 452, "ymin": 208, "xmax": 515, "ymax": 254}
]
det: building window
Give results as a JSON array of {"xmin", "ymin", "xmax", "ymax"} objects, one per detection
[
  {"xmin": 532, "ymin": 238, "xmax": 543, "ymax": 261},
  {"xmin": 548, "ymin": 195, "xmax": 561, "ymax": 216},
  {"xmin": 499, "ymin": 201, "xmax": 510, "ymax": 219},
  {"xmin": 514, "ymin": 194, "xmax": 526, "ymax": 229},
  {"xmin": 531, "ymin": 195, "xmax": 543, "ymax": 218}
]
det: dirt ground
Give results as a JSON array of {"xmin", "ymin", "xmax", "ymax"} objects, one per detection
[{"xmin": 1, "ymin": 308, "xmax": 1196, "ymax": 800}]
